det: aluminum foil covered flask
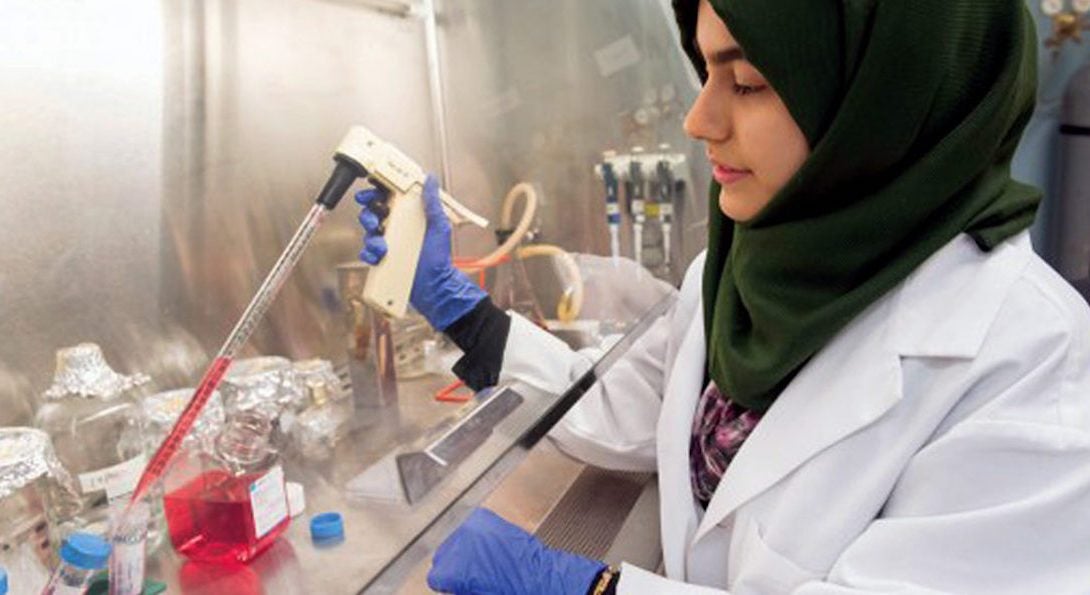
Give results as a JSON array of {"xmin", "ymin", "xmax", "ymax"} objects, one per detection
[
  {"xmin": 217, "ymin": 357, "xmax": 305, "ymax": 447},
  {"xmin": 141, "ymin": 388, "xmax": 226, "ymax": 455},
  {"xmin": 0, "ymin": 428, "xmax": 82, "ymax": 594},
  {"xmin": 32, "ymin": 344, "xmax": 162, "ymax": 549}
]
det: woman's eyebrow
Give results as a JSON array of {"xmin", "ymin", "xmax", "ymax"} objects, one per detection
[{"xmin": 706, "ymin": 46, "xmax": 745, "ymax": 65}]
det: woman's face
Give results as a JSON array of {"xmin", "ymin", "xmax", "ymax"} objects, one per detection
[{"xmin": 684, "ymin": 0, "xmax": 810, "ymax": 222}]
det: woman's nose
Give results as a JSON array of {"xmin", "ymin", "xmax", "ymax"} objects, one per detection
[{"xmin": 684, "ymin": 84, "xmax": 730, "ymax": 143}]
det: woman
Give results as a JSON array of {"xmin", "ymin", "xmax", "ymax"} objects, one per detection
[{"xmin": 357, "ymin": 0, "xmax": 1090, "ymax": 592}]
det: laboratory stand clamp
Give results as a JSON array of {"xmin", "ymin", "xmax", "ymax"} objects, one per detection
[{"xmin": 595, "ymin": 147, "xmax": 687, "ymax": 280}]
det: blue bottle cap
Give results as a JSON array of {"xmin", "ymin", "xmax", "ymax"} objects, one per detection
[
  {"xmin": 1, "ymin": 566, "xmax": 8, "ymax": 595},
  {"xmin": 60, "ymin": 533, "xmax": 112, "ymax": 570},
  {"xmin": 310, "ymin": 512, "xmax": 344, "ymax": 543}
]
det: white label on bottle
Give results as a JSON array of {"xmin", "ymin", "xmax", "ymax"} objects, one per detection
[
  {"xmin": 249, "ymin": 465, "xmax": 288, "ymax": 539},
  {"xmin": 50, "ymin": 583, "xmax": 85, "ymax": 595},
  {"xmin": 77, "ymin": 455, "xmax": 147, "ymax": 502},
  {"xmin": 110, "ymin": 541, "xmax": 146, "ymax": 595}
]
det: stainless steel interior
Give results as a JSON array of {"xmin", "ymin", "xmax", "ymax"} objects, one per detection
[
  {"xmin": 0, "ymin": 0, "xmax": 706, "ymax": 405},
  {"xmin": 2, "ymin": 1, "xmax": 701, "ymax": 591}
]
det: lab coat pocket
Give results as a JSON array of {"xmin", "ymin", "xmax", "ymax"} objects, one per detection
[{"xmin": 732, "ymin": 519, "xmax": 821, "ymax": 595}]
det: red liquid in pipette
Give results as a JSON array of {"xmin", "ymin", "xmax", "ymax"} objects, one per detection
[
  {"xmin": 130, "ymin": 356, "xmax": 233, "ymax": 505},
  {"xmin": 129, "ymin": 204, "xmax": 331, "ymax": 508}
]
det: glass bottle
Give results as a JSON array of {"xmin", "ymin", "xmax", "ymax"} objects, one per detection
[
  {"xmin": 41, "ymin": 533, "xmax": 111, "ymax": 595},
  {"xmin": 141, "ymin": 388, "xmax": 225, "ymax": 456},
  {"xmin": 162, "ymin": 411, "xmax": 290, "ymax": 564},
  {"xmin": 218, "ymin": 357, "xmax": 304, "ymax": 450},
  {"xmin": 0, "ymin": 429, "xmax": 81, "ymax": 595},
  {"xmin": 218, "ymin": 357, "xmax": 304, "ymax": 419},
  {"xmin": 107, "ymin": 501, "xmax": 148, "ymax": 595},
  {"xmin": 291, "ymin": 359, "xmax": 353, "ymax": 460},
  {"xmin": 33, "ymin": 344, "xmax": 161, "ymax": 548}
]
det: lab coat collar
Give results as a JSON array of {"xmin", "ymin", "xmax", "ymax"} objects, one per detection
[
  {"xmin": 690, "ymin": 232, "xmax": 1032, "ymax": 545},
  {"xmin": 692, "ymin": 295, "xmax": 904, "ymax": 544}
]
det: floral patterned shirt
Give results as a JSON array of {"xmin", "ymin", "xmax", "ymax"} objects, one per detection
[{"xmin": 689, "ymin": 381, "xmax": 764, "ymax": 508}]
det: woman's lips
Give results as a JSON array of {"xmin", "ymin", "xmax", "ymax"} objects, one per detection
[{"xmin": 713, "ymin": 164, "xmax": 752, "ymax": 185}]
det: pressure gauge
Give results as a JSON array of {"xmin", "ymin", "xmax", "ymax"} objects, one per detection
[
  {"xmin": 1073, "ymin": 0, "xmax": 1090, "ymax": 13},
  {"xmin": 1042, "ymin": 0, "xmax": 1064, "ymax": 16}
]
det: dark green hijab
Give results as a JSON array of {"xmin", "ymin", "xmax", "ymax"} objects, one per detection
[{"xmin": 672, "ymin": 0, "xmax": 1042, "ymax": 412}]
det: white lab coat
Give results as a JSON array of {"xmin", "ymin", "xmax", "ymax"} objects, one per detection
[{"xmin": 499, "ymin": 232, "xmax": 1090, "ymax": 594}]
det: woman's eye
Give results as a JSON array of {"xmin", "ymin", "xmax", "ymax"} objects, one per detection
[{"xmin": 732, "ymin": 83, "xmax": 764, "ymax": 96}]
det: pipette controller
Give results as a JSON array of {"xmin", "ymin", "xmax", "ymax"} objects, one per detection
[{"xmin": 128, "ymin": 125, "xmax": 486, "ymax": 509}]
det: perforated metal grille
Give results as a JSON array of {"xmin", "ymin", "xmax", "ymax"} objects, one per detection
[{"xmin": 533, "ymin": 467, "xmax": 652, "ymax": 559}]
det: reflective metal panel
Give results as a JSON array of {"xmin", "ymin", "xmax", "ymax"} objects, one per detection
[
  {"xmin": 0, "ymin": 0, "xmax": 440, "ymax": 404},
  {"xmin": 0, "ymin": 0, "xmax": 166, "ymax": 387},
  {"xmin": 0, "ymin": 0, "xmax": 706, "ymax": 431},
  {"xmin": 159, "ymin": 0, "xmax": 439, "ymax": 367},
  {"xmin": 437, "ymin": 0, "xmax": 711, "ymax": 280}
]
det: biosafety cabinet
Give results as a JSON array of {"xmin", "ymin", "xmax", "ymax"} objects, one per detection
[{"xmin": 0, "ymin": 0, "xmax": 706, "ymax": 591}]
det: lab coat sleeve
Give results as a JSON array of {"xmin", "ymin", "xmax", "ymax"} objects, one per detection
[
  {"xmin": 500, "ymin": 308, "xmax": 672, "ymax": 472},
  {"xmin": 499, "ymin": 252, "xmax": 704, "ymax": 472}
]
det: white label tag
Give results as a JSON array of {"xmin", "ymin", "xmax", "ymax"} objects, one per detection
[
  {"xmin": 77, "ymin": 455, "xmax": 147, "ymax": 502},
  {"xmin": 594, "ymin": 36, "xmax": 641, "ymax": 78},
  {"xmin": 110, "ymin": 541, "xmax": 146, "ymax": 594},
  {"xmin": 249, "ymin": 465, "xmax": 288, "ymax": 539},
  {"xmin": 606, "ymin": 203, "xmax": 621, "ymax": 215}
]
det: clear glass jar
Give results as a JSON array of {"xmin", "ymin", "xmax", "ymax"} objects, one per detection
[
  {"xmin": 162, "ymin": 412, "xmax": 290, "ymax": 564},
  {"xmin": 291, "ymin": 359, "xmax": 353, "ymax": 460},
  {"xmin": 0, "ymin": 428, "xmax": 82, "ymax": 595},
  {"xmin": 218, "ymin": 357, "xmax": 304, "ymax": 451},
  {"xmin": 33, "ymin": 344, "xmax": 162, "ymax": 549}
]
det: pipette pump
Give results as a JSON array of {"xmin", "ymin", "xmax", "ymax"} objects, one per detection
[{"xmin": 324, "ymin": 126, "xmax": 489, "ymax": 318}]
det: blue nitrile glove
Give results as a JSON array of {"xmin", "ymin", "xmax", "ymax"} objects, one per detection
[
  {"xmin": 356, "ymin": 175, "xmax": 487, "ymax": 331},
  {"xmin": 427, "ymin": 508, "xmax": 606, "ymax": 595}
]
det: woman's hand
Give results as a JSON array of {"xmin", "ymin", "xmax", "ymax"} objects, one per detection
[
  {"xmin": 427, "ymin": 508, "xmax": 606, "ymax": 595},
  {"xmin": 356, "ymin": 175, "xmax": 486, "ymax": 330}
]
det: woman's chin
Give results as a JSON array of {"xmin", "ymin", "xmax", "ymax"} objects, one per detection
[{"xmin": 719, "ymin": 187, "xmax": 764, "ymax": 223}]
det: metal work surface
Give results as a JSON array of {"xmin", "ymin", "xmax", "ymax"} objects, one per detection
[
  {"xmin": 364, "ymin": 295, "xmax": 674, "ymax": 593},
  {"xmin": 145, "ymin": 374, "xmax": 558, "ymax": 594},
  {"xmin": 143, "ymin": 296, "xmax": 672, "ymax": 593}
]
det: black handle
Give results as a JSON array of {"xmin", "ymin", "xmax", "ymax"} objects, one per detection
[{"xmin": 315, "ymin": 155, "xmax": 368, "ymax": 209}]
